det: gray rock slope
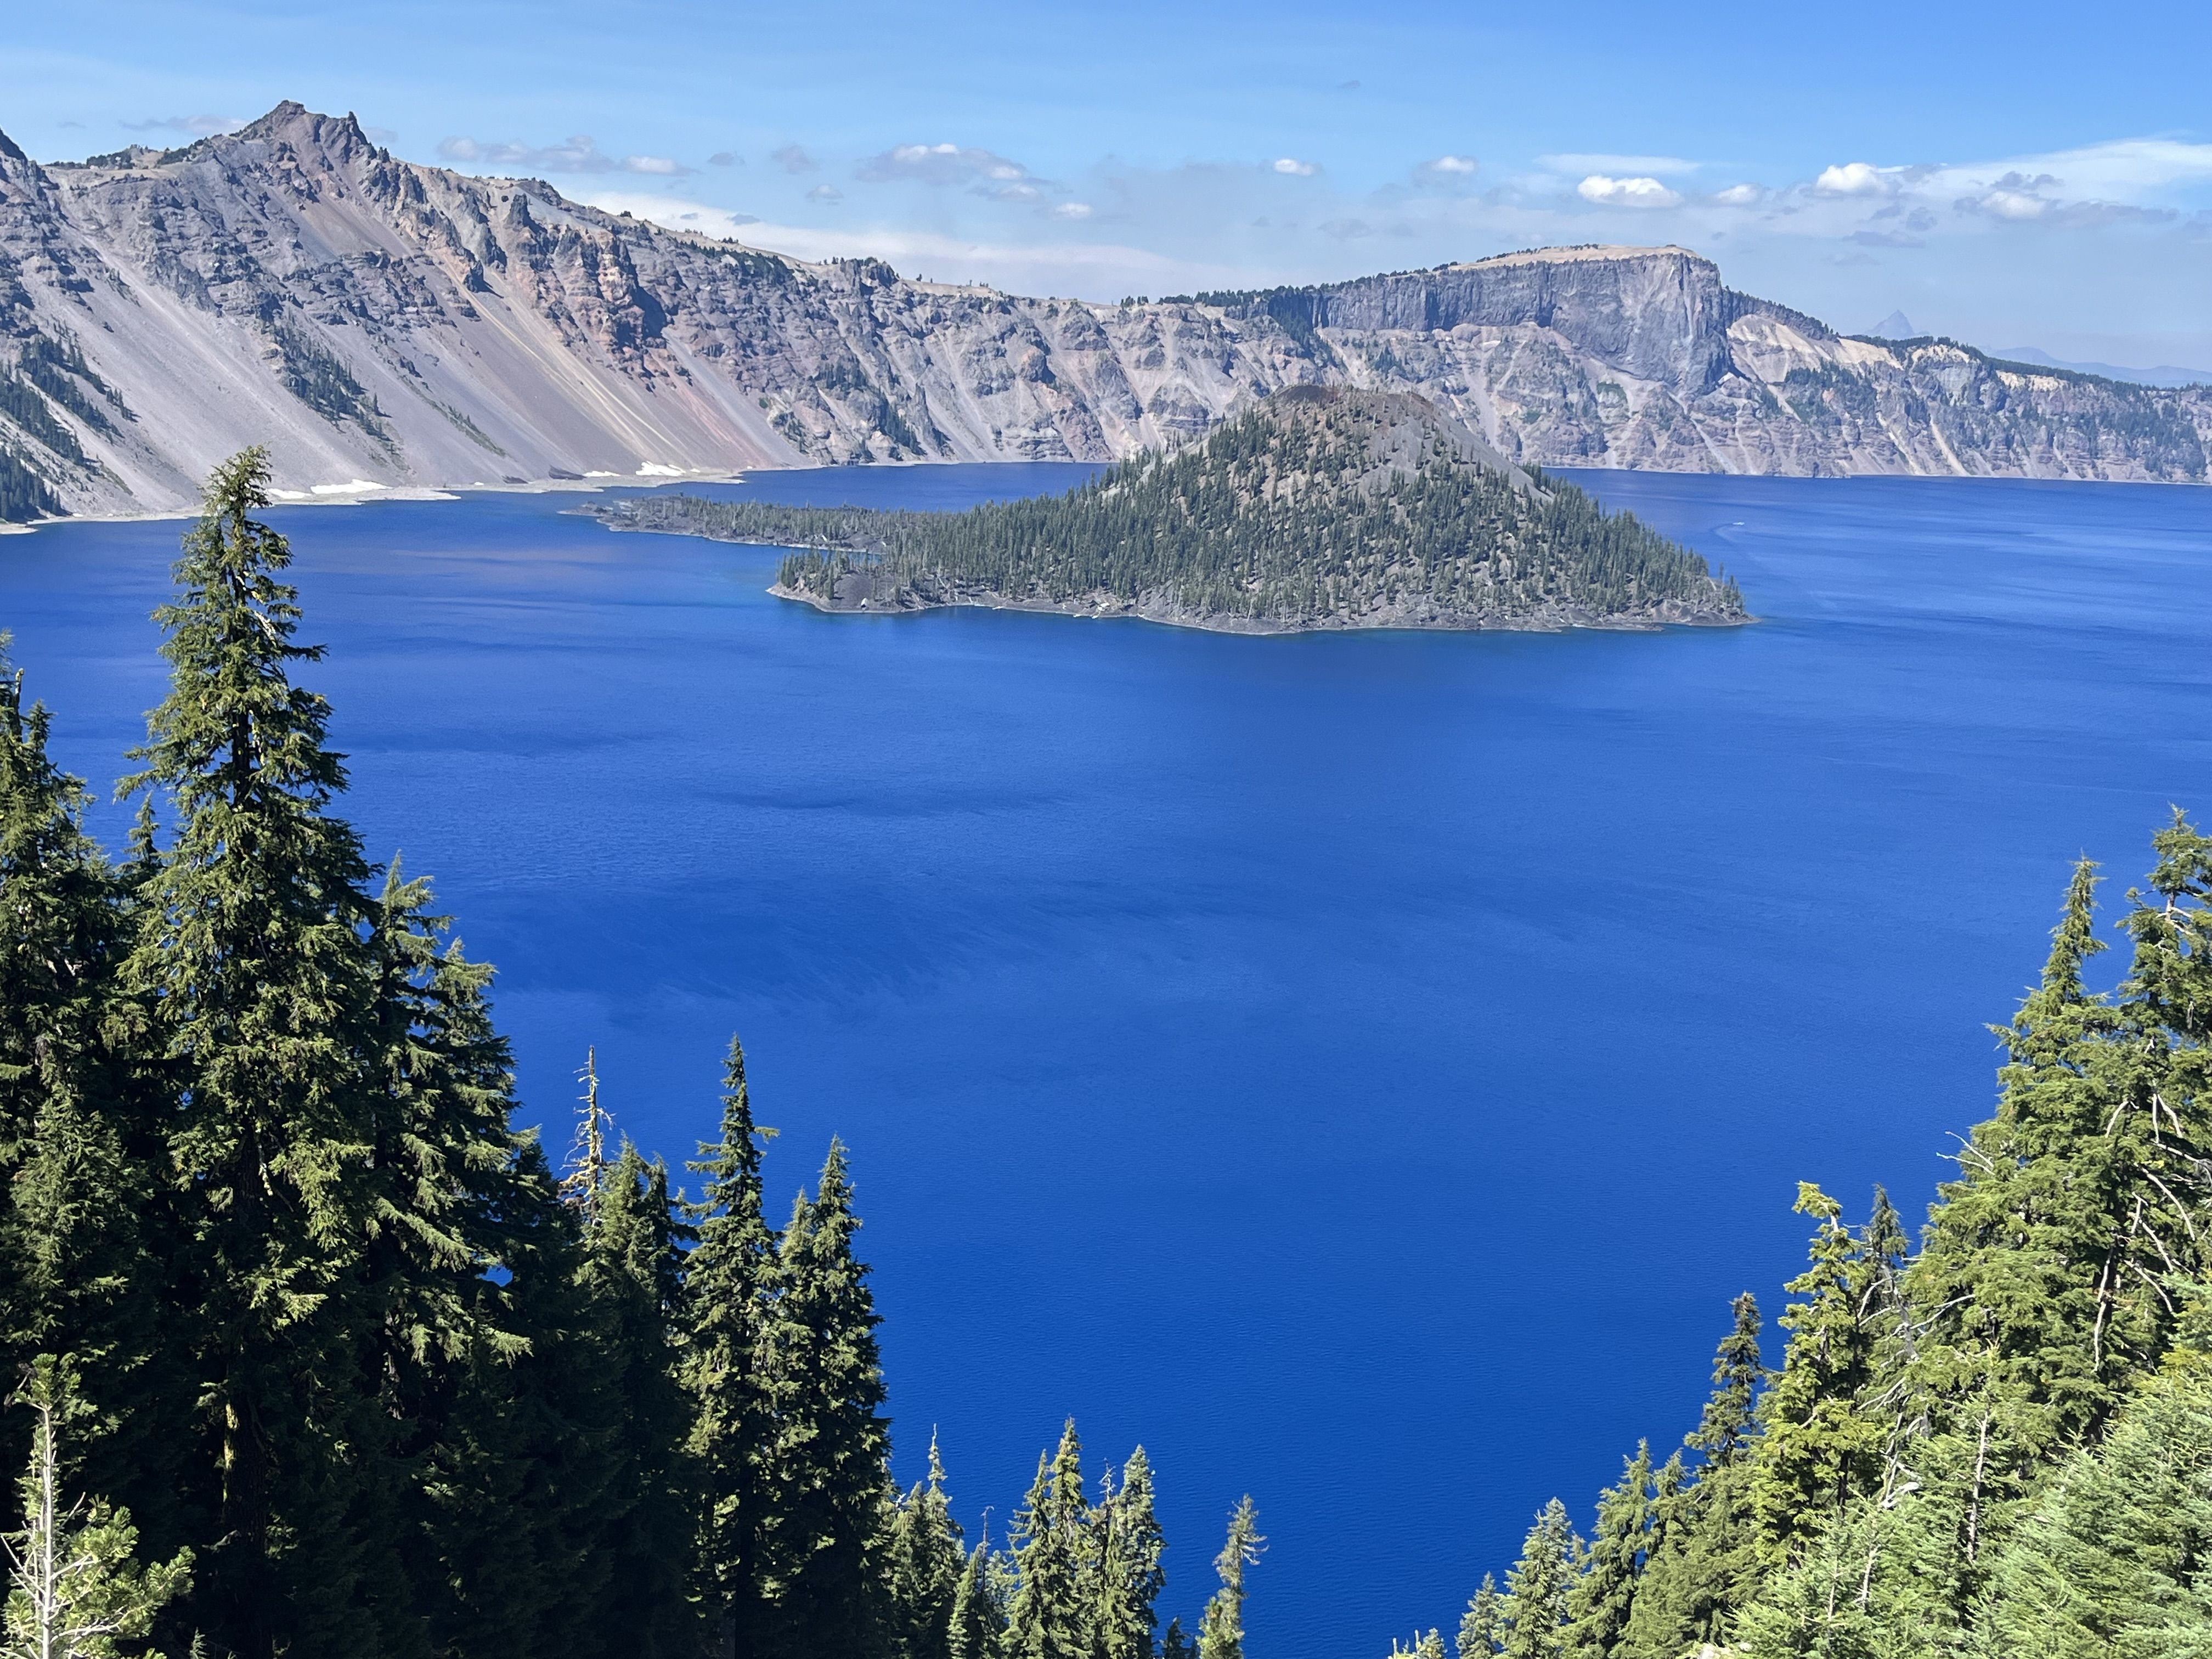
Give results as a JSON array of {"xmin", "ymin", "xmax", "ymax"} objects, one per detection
[{"xmin": 1, "ymin": 103, "xmax": 2206, "ymax": 518}]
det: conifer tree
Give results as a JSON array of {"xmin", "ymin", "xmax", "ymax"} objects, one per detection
[
  {"xmin": 1457, "ymin": 1574, "xmax": 1503, "ymax": 1659},
  {"xmin": 0, "ymin": 645, "xmax": 191, "ymax": 1561},
  {"xmin": 1390, "ymin": 1633, "xmax": 1447, "ymax": 1659},
  {"xmin": 1195, "ymin": 1497, "xmax": 1261, "ymax": 1659},
  {"xmin": 1, "ymin": 1356, "xmax": 191, "ymax": 1659},
  {"xmin": 755, "ymin": 1140, "xmax": 894, "ymax": 1659},
  {"xmin": 1751, "ymin": 1188, "xmax": 1886, "ymax": 1565},
  {"xmin": 1095, "ymin": 1448, "xmax": 1166, "ymax": 1659},
  {"xmin": 1564, "ymin": 1444, "xmax": 1655, "ymax": 1658},
  {"xmin": 1868, "ymin": 850, "xmax": 2212, "ymax": 1641},
  {"xmin": 119, "ymin": 447, "xmax": 398, "ymax": 1658},
  {"xmin": 585, "ymin": 1140, "xmax": 697, "ymax": 1657},
  {"xmin": 1498, "ymin": 1501, "xmax": 1579, "ymax": 1659},
  {"xmin": 1985, "ymin": 1301, "xmax": 2212, "ymax": 1653},
  {"xmin": 888, "ymin": 1436, "xmax": 967, "ymax": 1659},
  {"xmin": 1618, "ymin": 1296, "xmax": 1764, "ymax": 1659},
  {"xmin": 1160, "ymin": 1617, "xmax": 1195, "ymax": 1659},
  {"xmin": 1007, "ymin": 1423, "xmax": 1091, "ymax": 1659},
  {"xmin": 684, "ymin": 1036, "xmax": 781, "ymax": 1656},
  {"xmin": 949, "ymin": 1543, "xmax": 1008, "ymax": 1659}
]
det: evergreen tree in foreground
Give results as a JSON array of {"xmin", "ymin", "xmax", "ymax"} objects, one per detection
[
  {"xmin": 120, "ymin": 446, "xmax": 402, "ymax": 1657},
  {"xmin": 1616, "ymin": 1295, "xmax": 1763, "ymax": 1658},
  {"xmin": 684, "ymin": 1036, "xmax": 781, "ymax": 1657},
  {"xmin": 1562, "ymin": 1444, "xmax": 1655, "ymax": 1658},
  {"xmin": 1456, "ymin": 1575, "xmax": 1503, "ymax": 1659},
  {"xmin": 1007, "ymin": 1421, "xmax": 1090, "ymax": 1659},
  {"xmin": 1195, "ymin": 1498, "xmax": 1262, "ymax": 1659},
  {"xmin": 755, "ymin": 1141, "xmax": 895, "ymax": 1659},
  {"xmin": 1497, "ymin": 1501, "xmax": 1580, "ymax": 1659},
  {"xmin": 1, "ymin": 1357, "xmax": 191, "ymax": 1659},
  {"xmin": 887, "ymin": 1436, "xmax": 966, "ymax": 1659}
]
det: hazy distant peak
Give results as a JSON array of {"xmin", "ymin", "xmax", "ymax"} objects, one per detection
[{"xmin": 1868, "ymin": 311, "xmax": 1918, "ymax": 340}]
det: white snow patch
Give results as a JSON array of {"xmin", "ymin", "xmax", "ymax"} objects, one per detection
[
  {"xmin": 584, "ymin": 470, "xmax": 620, "ymax": 478},
  {"xmin": 310, "ymin": 479, "xmax": 387, "ymax": 495},
  {"xmin": 635, "ymin": 462, "xmax": 685, "ymax": 477}
]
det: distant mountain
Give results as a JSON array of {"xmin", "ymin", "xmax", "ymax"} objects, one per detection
[
  {"xmin": 1991, "ymin": 346, "xmax": 2212, "ymax": 391},
  {"xmin": 593, "ymin": 387, "xmax": 1747, "ymax": 635},
  {"xmin": 2, "ymin": 102, "xmax": 2209, "ymax": 520},
  {"xmin": 1867, "ymin": 311, "xmax": 1918, "ymax": 340}
]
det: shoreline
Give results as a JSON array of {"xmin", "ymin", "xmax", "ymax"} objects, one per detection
[{"xmin": 763, "ymin": 581, "xmax": 1754, "ymax": 637}]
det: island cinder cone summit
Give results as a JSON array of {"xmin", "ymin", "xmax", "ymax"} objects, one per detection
[
  {"xmin": 0, "ymin": 101, "xmax": 2207, "ymax": 520},
  {"xmin": 596, "ymin": 386, "xmax": 1747, "ymax": 635}
]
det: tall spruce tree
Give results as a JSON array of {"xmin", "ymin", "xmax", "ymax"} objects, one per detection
[
  {"xmin": 119, "ymin": 448, "xmax": 401, "ymax": 1658},
  {"xmin": 1457, "ymin": 1575, "xmax": 1504, "ymax": 1659},
  {"xmin": 1861, "ymin": 850, "xmax": 2212, "ymax": 1645},
  {"xmin": 1498, "ymin": 1501, "xmax": 1579, "ymax": 1659},
  {"xmin": 1564, "ymin": 1444, "xmax": 1655, "ymax": 1658},
  {"xmin": 684, "ymin": 1036, "xmax": 781, "ymax": 1657},
  {"xmin": 1194, "ymin": 1498, "xmax": 1261, "ymax": 1659},
  {"xmin": 948, "ymin": 1542, "xmax": 1008, "ymax": 1659},
  {"xmin": 1007, "ymin": 1422, "xmax": 1091, "ymax": 1659},
  {"xmin": 888, "ymin": 1436, "xmax": 967, "ymax": 1659},
  {"xmin": 1750, "ymin": 1188, "xmax": 1887, "ymax": 1566},
  {"xmin": 585, "ymin": 1139, "xmax": 697, "ymax": 1658},
  {"xmin": 755, "ymin": 1139, "xmax": 894, "ymax": 1659},
  {"xmin": 0, "ymin": 644, "xmax": 191, "ymax": 1565},
  {"xmin": 1095, "ymin": 1448, "xmax": 1167, "ymax": 1659},
  {"xmin": 1618, "ymin": 1295, "xmax": 1765, "ymax": 1659}
]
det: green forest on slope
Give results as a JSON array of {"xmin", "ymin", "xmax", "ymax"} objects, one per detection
[
  {"xmin": 594, "ymin": 390, "xmax": 1744, "ymax": 632},
  {"xmin": 1410, "ymin": 833, "xmax": 2212, "ymax": 1659},
  {"xmin": 0, "ymin": 452, "xmax": 1261, "ymax": 1659},
  {"xmin": 4, "ymin": 450, "xmax": 2210, "ymax": 1659}
]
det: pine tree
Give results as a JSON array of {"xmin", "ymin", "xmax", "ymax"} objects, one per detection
[
  {"xmin": 949, "ymin": 1543, "xmax": 1008, "ymax": 1659},
  {"xmin": 1498, "ymin": 1500, "xmax": 1579, "ymax": 1659},
  {"xmin": 1751, "ymin": 1188, "xmax": 1886, "ymax": 1565},
  {"xmin": 1985, "ymin": 1302, "xmax": 2212, "ymax": 1654},
  {"xmin": 1869, "ymin": 850, "xmax": 2212, "ymax": 1640},
  {"xmin": 1391, "ymin": 1633, "xmax": 1447, "ymax": 1659},
  {"xmin": 0, "ymin": 644, "xmax": 191, "ymax": 1566},
  {"xmin": 1457, "ymin": 1574, "xmax": 1503, "ymax": 1659},
  {"xmin": 1195, "ymin": 1497, "xmax": 1261, "ymax": 1659},
  {"xmin": 1, "ymin": 1356, "xmax": 191, "ymax": 1659},
  {"xmin": 1564, "ymin": 1445, "xmax": 1655, "ymax": 1657},
  {"xmin": 1095, "ymin": 1448, "xmax": 1166, "ymax": 1659},
  {"xmin": 585, "ymin": 1139, "xmax": 698, "ymax": 1658},
  {"xmin": 1160, "ymin": 1617, "xmax": 1195, "ymax": 1659},
  {"xmin": 119, "ymin": 448, "xmax": 396, "ymax": 1659},
  {"xmin": 1618, "ymin": 1295, "xmax": 1765, "ymax": 1659},
  {"xmin": 684, "ymin": 1036, "xmax": 781, "ymax": 1656},
  {"xmin": 755, "ymin": 1140, "xmax": 894, "ymax": 1659},
  {"xmin": 1007, "ymin": 1422, "xmax": 1091, "ymax": 1659},
  {"xmin": 888, "ymin": 1436, "xmax": 967, "ymax": 1659}
]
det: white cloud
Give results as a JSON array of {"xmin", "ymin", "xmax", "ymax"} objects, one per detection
[
  {"xmin": 1053, "ymin": 202, "xmax": 1094, "ymax": 219},
  {"xmin": 1814, "ymin": 162, "xmax": 1894, "ymax": 196},
  {"xmin": 771, "ymin": 144, "xmax": 817, "ymax": 173},
  {"xmin": 1712, "ymin": 183, "xmax": 1764, "ymax": 206},
  {"xmin": 1577, "ymin": 174, "xmax": 1681, "ymax": 208},
  {"xmin": 806, "ymin": 183, "xmax": 842, "ymax": 203},
  {"xmin": 581, "ymin": 189, "xmax": 1265, "ymax": 301},
  {"xmin": 1424, "ymin": 154, "xmax": 1479, "ymax": 175},
  {"xmin": 1543, "ymin": 152, "xmax": 1699, "ymax": 177},
  {"xmin": 438, "ymin": 134, "xmax": 693, "ymax": 176},
  {"xmin": 858, "ymin": 141, "xmax": 1040, "ymax": 188},
  {"xmin": 123, "ymin": 113, "xmax": 244, "ymax": 137},
  {"xmin": 1272, "ymin": 157, "xmax": 1318, "ymax": 176}
]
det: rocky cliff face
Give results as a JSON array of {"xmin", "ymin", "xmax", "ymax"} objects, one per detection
[{"xmin": 1, "ymin": 104, "xmax": 2205, "ymax": 519}]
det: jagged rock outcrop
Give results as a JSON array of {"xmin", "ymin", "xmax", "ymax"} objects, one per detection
[{"xmin": 0, "ymin": 103, "xmax": 2205, "ymax": 520}]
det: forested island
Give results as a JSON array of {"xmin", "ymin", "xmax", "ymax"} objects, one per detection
[
  {"xmin": 586, "ymin": 390, "xmax": 1747, "ymax": 634},
  {"xmin": 5, "ymin": 450, "xmax": 2210, "ymax": 1659}
]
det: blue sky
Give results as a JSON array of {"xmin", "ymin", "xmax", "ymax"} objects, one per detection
[{"xmin": 8, "ymin": 0, "xmax": 2211, "ymax": 364}]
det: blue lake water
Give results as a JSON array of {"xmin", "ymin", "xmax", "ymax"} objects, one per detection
[{"xmin": 2, "ymin": 465, "xmax": 2207, "ymax": 1656}]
